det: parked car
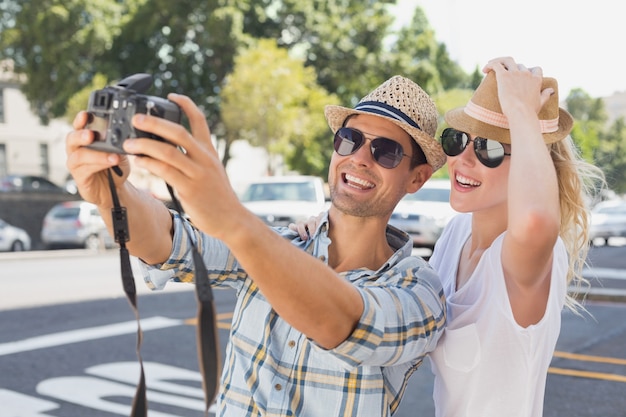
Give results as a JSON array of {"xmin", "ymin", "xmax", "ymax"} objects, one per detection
[
  {"xmin": 41, "ymin": 201, "xmax": 115, "ymax": 250},
  {"xmin": 240, "ymin": 176, "xmax": 329, "ymax": 227},
  {"xmin": 0, "ymin": 174, "xmax": 66, "ymax": 193},
  {"xmin": 0, "ymin": 218, "xmax": 31, "ymax": 251},
  {"xmin": 589, "ymin": 199, "xmax": 626, "ymax": 245},
  {"xmin": 389, "ymin": 178, "xmax": 458, "ymax": 249}
]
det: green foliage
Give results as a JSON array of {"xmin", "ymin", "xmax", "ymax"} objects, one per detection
[
  {"xmin": 594, "ymin": 117, "xmax": 626, "ymax": 193},
  {"xmin": 0, "ymin": 0, "xmax": 133, "ymax": 123},
  {"xmin": 566, "ymin": 88, "xmax": 608, "ymax": 123},
  {"xmin": 270, "ymin": 0, "xmax": 397, "ymax": 106},
  {"xmin": 1, "ymin": 0, "xmax": 470, "ymax": 174},
  {"xmin": 220, "ymin": 39, "xmax": 338, "ymax": 176},
  {"xmin": 564, "ymin": 88, "xmax": 626, "ymax": 192},
  {"xmin": 64, "ymin": 73, "xmax": 109, "ymax": 123},
  {"xmin": 388, "ymin": 8, "xmax": 468, "ymax": 95}
]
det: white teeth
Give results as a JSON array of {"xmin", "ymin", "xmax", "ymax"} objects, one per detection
[
  {"xmin": 455, "ymin": 173, "xmax": 481, "ymax": 187},
  {"xmin": 345, "ymin": 174, "xmax": 375, "ymax": 189}
]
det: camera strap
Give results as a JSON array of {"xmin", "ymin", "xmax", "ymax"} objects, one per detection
[{"xmin": 106, "ymin": 168, "xmax": 220, "ymax": 417}]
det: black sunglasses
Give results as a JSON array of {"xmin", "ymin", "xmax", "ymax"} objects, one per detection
[
  {"xmin": 440, "ymin": 128, "xmax": 511, "ymax": 168},
  {"xmin": 333, "ymin": 127, "xmax": 411, "ymax": 169}
]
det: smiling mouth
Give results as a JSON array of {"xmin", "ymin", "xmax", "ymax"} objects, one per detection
[
  {"xmin": 455, "ymin": 173, "xmax": 481, "ymax": 188},
  {"xmin": 343, "ymin": 173, "xmax": 375, "ymax": 190}
]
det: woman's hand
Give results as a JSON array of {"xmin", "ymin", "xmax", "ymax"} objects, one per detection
[{"xmin": 289, "ymin": 213, "xmax": 324, "ymax": 240}]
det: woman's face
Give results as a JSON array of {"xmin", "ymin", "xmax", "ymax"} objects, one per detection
[{"xmin": 445, "ymin": 131, "xmax": 511, "ymax": 215}]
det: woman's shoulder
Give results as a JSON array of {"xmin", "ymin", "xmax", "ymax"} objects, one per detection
[{"xmin": 442, "ymin": 213, "xmax": 472, "ymax": 237}]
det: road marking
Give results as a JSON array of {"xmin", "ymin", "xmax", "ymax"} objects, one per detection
[
  {"xmin": 550, "ymin": 350, "xmax": 626, "ymax": 383},
  {"xmin": 549, "ymin": 367, "xmax": 626, "ymax": 383},
  {"xmin": 553, "ymin": 350, "xmax": 626, "ymax": 366},
  {"xmin": 184, "ymin": 312, "xmax": 233, "ymax": 329},
  {"xmin": 0, "ymin": 316, "xmax": 183, "ymax": 357}
]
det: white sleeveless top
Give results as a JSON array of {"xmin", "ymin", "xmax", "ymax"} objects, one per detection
[{"xmin": 429, "ymin": 214, "xmax": 567, "ymax": 417}]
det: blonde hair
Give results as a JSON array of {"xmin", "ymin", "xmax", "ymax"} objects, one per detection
[{"xmin": 550, "ymin": 137, "xmax": 606, "ymax": 311}]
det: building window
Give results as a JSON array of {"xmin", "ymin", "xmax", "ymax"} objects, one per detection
[{"xmin": 39, "ymin": 143, "xmax": 49, "ymax": 177}]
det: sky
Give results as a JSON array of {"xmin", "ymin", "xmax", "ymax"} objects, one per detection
[{"xmin": 391, "ymin": 0, "xmax": 626, "ymax": 98}]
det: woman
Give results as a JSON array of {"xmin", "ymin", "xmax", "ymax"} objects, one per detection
[
  {"xmin": 292, "ymin": 57, "xmax": 604, "ymax": 416},
  {"xmin": 426, "ymin": 57, "xmax": 603, "ymax": 416}
]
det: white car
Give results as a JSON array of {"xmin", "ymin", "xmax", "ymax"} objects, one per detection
[
  {"xmin": 240, "ymin": 176, "xmax": 329, "ymax": 227},
  {"xmin": 0, "ymin": 218, "xmax": 31, "ymax": 251},
  {"xmin": 389, "ymin": 179, "xmax": 458, "ymax": 249}
]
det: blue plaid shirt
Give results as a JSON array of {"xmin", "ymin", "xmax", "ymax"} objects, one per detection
[{"xmin": 141, "ymin": 211, "xmax": 445, "ymax": 417}]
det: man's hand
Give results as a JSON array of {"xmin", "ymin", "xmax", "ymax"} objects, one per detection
[
  {"xmin": 120, "ymin": 93, "xmax": 247, "ymax": 241},
  {"xmin": 65, "ymin": 111, "xmax": 132, "ymax": 208}
]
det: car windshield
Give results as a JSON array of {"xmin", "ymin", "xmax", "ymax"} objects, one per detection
[
  {"xmin": 241, "ymin": 182, "xmax": 317, "ymax": 202},
  {"xmin": 50, "ymin": 207, "xmax": 81, "ymax": 219},
  {"xmin": 403, "ymin": 187, "xmax": 450, "ymax": 202}
]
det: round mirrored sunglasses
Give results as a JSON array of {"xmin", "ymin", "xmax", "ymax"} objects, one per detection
[{"xmin": 440, "ymin": 127, "xmax": 511, "ymax": 168}]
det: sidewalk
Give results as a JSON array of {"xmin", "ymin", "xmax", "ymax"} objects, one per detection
[
  {"xmin": 3, "ymin": 250, "xmax": 625, "ymax": 303},
  {"xmin": 576, "ymin": 267, "xmax": 626, "ymax": 302}
]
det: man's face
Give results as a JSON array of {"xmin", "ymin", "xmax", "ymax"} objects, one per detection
[{"xmin": 328, "ymin": 114, "xmax": 423, "ymax": 218}]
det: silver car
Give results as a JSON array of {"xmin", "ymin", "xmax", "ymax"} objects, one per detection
[
  {"xmin": 389, "ymin": 179, "xmax": 458, "ymax": 249},
  {"xmin": 0, "ymin": 218, "xmax": 31, "ymax": 251},
  {"xmin": 41, "ymin": 201, "xmax": 115, "ymax": 250},
  {"xmin": 589, "ymin": 199, "xmax": 626, "ymax": 245}
]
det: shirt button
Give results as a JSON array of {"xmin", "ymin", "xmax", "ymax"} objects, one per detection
[
  {"xmin": 288, "ymin": 340, "xmax": 296, "ymax": 348},
  {"xmin": 319, "ymin": 255, "xmax": 326, "ymax": 262},
  {"xmin": 275, "ymin": 384, "xmax": 282, "ymax": 391}
]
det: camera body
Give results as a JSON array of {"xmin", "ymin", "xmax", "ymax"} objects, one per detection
[{"xmin": 86, "ymin": 73, "xmax": 181, "ymax": 154}]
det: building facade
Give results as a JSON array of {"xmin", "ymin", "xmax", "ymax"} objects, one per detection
[{"xmin": 0, "ymin": 62, "xmax": 72, "ymax": 186}]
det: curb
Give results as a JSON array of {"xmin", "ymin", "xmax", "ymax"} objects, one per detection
[
  {"xmin": 3, "ymin": 251, "xmax": 626, "ymax": 302},
  {"xmin": 570, "ymin": 286, "xmax": 626, "ymax": 303},
  {"xmin": 574, "ymin": 268, "xmax": 626, "ymax": 303},
  {"xmin": 0, "ymin": 248, "xmax": 116, "ymax": 261}
]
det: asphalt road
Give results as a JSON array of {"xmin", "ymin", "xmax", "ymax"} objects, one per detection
[{"xmin": 0, "ymin": 247, "xmax": 625, "ymax": 416}]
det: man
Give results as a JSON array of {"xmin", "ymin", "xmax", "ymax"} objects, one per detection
[{"xmin": 66, "ymin": 75, "xmax": 447, "ymax": 416}]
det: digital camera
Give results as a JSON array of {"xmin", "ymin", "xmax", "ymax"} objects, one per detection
[{"xmin": 85, "ymin": 73, "xmax": 181, "ymax": 154}]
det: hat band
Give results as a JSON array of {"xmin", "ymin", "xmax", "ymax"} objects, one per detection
[
  {"xmin": 355, "ymin": 101, "xmax": 422, "ymax": 131},
  {"xmin": 465, "ymin": 101, "xmax": 559, "ymax": 133}
]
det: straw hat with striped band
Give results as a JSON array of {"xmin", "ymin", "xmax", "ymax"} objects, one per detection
[
  {"xmin": 324, "ymin": 75, "xmax": 446, "ymax": 171},
  {"xmin": 444, "ymin": 71, "xmax": 573, "ymax": 144}
]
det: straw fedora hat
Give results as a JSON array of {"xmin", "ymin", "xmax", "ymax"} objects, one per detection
[
  {"xmin": 445, "ymin": 71, "xmax": 573, "ymax": 144},
  {"xmin": 324, "ymin": 75, "xmax": 446, "ymax": 171}
]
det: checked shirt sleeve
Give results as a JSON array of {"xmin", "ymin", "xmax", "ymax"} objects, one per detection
[
  {"xmin": 328, "ymin": 258, "xmax": 446, "ymax": 368},
  {"xmin": 140, "ymin": 211, "xmax": 244, "ymax": 291}
]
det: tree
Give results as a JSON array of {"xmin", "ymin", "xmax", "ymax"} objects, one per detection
[
  {"xmin": 387, "ymin": 7, "xmax": 467, "ymax": 95},
  {"xmin": 64, "ymin": 73, "xmax": 109, "ymax": 124},
  {"xmin": 0, "ymin": 0, "xmax": 136, "ymax": 123},
  {"xmin": 565, "ymin": 88, "xmax": 608, "ymax": 169},
  {"xmin": 1, "ymin": 0, "xmax": 471, "ymax": 173},
  {"xmin": 268, "ymin": 0, "xmax": 396, "ymax": 106},
  {"xmin": 220, "ymin": 39, "xmax": 338, "ymax": 175},
  {"xmin": 102, "ymin": 0, "xmax": 246, "ymax": 130},
  {"xmin": 595, "ymin": 117, "xmax": 626, "ymax": 193}
]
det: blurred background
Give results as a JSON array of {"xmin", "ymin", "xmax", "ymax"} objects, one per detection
[{"xmin": 0, "ymin": 0, "xmax": 625, "ymax": 249}]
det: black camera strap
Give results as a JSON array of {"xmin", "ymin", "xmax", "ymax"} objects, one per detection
[
  {"xmin": 106, "ymin": 168, "xmax": 147, "ymax": 416},
  {"xmin": 165, "ymin": 183, "xmax": 221, "ymax": 413},
  {"xmin": 106, "ymin": 168, "xmax": 220, "ymax": 417}
]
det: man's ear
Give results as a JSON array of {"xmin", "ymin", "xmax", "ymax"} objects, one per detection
[{"xmin": 407, "ymin": 164, "xmax": 433, "ymax": 194}]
